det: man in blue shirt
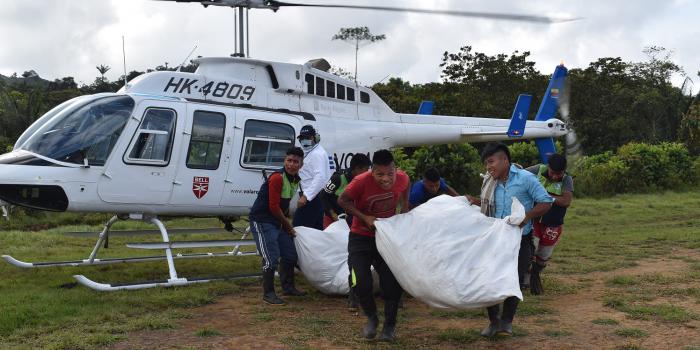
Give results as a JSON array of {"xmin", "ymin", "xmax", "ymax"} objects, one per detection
[
  {"xmin": 467, "ymin": 143, "xmax": 553, "ymax": 337},
  {"xmin": 409, "ymin": 168, "xmax": 459, "ymax": 209}
]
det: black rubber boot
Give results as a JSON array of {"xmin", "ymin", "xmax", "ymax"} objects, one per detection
[
  {"xmin": 362, "ymin": 314, "xmax": 379, "ymax": 339},
  {"xmin": 530, "ymin": 261, "xmax": 546, "ymax": 295},
  {"xmin": 262, "ymin": 269, "xmax": 285, "ymax": 305},
  {"xmin": 384, "ymin": 299, "xmax": 399, "ymax": 327},
  {"xmin": 497, "ymin": 320, "xmax": 513, "ymax": 336},
  {"xmin": 480, "ymin": 321, "xmax": 500, "ymax": 337},
  {"xmin": 481, "ymin": 305, "xmax": 500, "ymax": 337},
  {"xmin": 347, "ymin": 290, "xmax": 359, "ymax": 311},
  {"xmin": 379, "ymin": 322, "xmax": 396, "ymax": 342},
  {"xmin": 280, "ymin": 261, "xmax": 306, "ymax": 296}
]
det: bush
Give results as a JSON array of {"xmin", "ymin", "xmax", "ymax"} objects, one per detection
[
  {"xmin": 657, "ymin": 142, "xmax": 694, "ymax": 187},
  {"xmin": 392, "ymin": 148, "xmax": 416, "ymax": 179},
  {"xmin": 572, "ymin": 142, "xmax": 695, "ymax": 196},
  {"xmin": 573, "ymin": 156, "xmax": 630, "ymax": 196},
  {"xmin": 508, "ymin": 140, "xmax": 565, "ymax": 168},
  {"xmin": 395, "ymin": 141, "xmax": 695, "ymax": 198},
  {"xmin": 0, "ymin": 136, "xmax": 14, "ymax": 153},
  {"xmin": 509, "ymin": 141, "xmax": 540, "ymax": 167},
  {"xmin": 617, "ymin": 142, "xmax": 666, "ymax": 190},
  {"xmin": 692, "ymin": 156, "xmax": 700, "ymax": 185}
]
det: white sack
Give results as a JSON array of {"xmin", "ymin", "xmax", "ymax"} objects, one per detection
[
  {"xmin": 294, "ymin": 219, "xmax": 351, "ymax": 295},
  {"xmin": 375, "ymin": 195, "xmax": 525, "ymax": 309}
]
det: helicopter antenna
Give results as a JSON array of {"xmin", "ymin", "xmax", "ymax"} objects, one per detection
[
  {"xmin": 176, "ymin": 45, "xmax": 198, "ymax": 71},
  {"xmin": 122, "ymin": 35, "xmax": 128, "ymax": 88}
]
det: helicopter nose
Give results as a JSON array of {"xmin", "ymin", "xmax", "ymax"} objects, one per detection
[{"xmin": 0, "ymin": 184, "xmax": 69, "ymax": 212}]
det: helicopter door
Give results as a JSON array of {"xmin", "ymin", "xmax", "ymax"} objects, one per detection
[
  {"xmin": 220, "ymin": 111, "xmax": 300, "ymax": 209},
  {"xmin": 168, "ymin": 106, "xmax": 232, "ymax": 208},
  {"xmin": 97, "ymin": 100, "xmax": 184, "ymax": 205}
]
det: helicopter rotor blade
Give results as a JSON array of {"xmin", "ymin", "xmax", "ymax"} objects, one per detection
[
  {"xmin": 267, "ymin": 1, "xmax": 581, "ymax": 23},
  {"xmin": 557, "ymin": 78, "xmax": 582, "ymax": 158}
]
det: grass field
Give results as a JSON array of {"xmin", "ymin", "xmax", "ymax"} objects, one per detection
[{"xmin": 0, "ymin": 190, "xmax": 699, "ymax": 349}]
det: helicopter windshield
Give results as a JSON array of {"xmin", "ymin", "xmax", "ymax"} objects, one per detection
[
  {"xmin": 20, "ymin": 96, "xmax": 135, "ymax": 166},
  {"xmin": 13, "ymin": 95, "xmax": 93, "ymax": 150}
]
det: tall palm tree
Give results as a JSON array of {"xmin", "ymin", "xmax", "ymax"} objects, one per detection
[{"xmin": 96, "ymin": 65, "xmax": 111, "ymax": 83}]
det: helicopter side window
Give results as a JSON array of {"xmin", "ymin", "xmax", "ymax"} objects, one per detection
[
  {"xmin": 327, "ymin": 81, "xmax": 336, "ymax": 98},
  {"xmin": 315, "ymin": 77, "xmax": 325, "ymax": 96},
  {"xmin": 360, "ymin": 91, "xmax": 370, "ymax": 103},
  {"xmin": 305, "ymin": 73, "xmax": 314, "ymax": 94},
  {"xmin": 186, "ymin": 111, "xmax": 226, "ymax": 170},
  {"xmin": 347, "ymin": 87, "xmax": 355, "ymax": 101},
  {"xmin": 240, "ymin": 119, "xmax": 294, "ymax": 169},
  {"xmin": 337, "ymin": 84, "xmax": 346, "ymax": 100},
  {"xmin": 124, "ymin": 108, "xmax": 176, "ymax": 166}
]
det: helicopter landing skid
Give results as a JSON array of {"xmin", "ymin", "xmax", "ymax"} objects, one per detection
[
  {"xmin": 74, "ymin": 271, "xmax": 262, "ymax": 291},
  {"xmin": 3, "ymin": 215, "xmax": 261, "ymax": 290},
  {"xmin": 1, "ymin": 250, "xmax": 258, "ymax": 268},
  {"xmin": 75, "ymin": 215, "xmax": 260, "ymax": 291}
]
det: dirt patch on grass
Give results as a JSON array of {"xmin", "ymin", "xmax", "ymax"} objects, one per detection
[{"xmin": 109, "ymin": 248, "xmax": 700, "ymax": 350}]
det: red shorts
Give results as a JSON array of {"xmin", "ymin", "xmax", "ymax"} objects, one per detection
[{"xmin": 533, "ymin": 222, "xmax": 563, "ymax": 247}]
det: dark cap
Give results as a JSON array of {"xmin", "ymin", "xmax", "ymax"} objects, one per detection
[{"xmin": 297, "ymin": 125, "xmax": 316, "ymax": 139}]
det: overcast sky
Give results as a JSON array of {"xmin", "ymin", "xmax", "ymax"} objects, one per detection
[{"xmin": 1, "ymin": 0, "xmax": 698, "ymax": 90}]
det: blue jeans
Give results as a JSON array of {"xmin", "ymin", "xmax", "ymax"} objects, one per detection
[{"xmin": 250, "ymin": 221, "xmax": 298, "ymax": 273}]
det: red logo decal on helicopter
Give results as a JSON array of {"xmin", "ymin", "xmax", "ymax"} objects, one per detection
[{"xmin": 193, "ymin": 176, "xmax": 209, "ymax": 199}]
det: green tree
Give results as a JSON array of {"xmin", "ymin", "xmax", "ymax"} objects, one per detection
[
  {"xmin": 439, "ymin": 46, "xmax": 547, "ymax": 118},
  {"xmin": 332, "ymin": 27, "xmax": 385, "ymax": 82},
  {"xmin": 680, "ymin": 99, "xmax": 700, "ymax": 155},
  {"xmin": 96, "ymin": 64, "xmax": 110, "ymax": 83},
  {"xmin": 566, "ymin": 48, "xmax": 689, "ymax": 155}
]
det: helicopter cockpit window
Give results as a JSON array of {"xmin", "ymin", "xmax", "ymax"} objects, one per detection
[
  {"xmin": 360, "ymin": 91, "xmax": 370, "ymax": 104},
  {"xmin": 305, "ymin": 73, "xmax": 314, "ymax": 94},
  {"xmin": 125, "ymin": 108, "xmax": 176, "ymax": 166},
  {"xmin": 337, "ymin": 84, "xmax": 346, "ymax": 100},
  {"xmin": 315, "ymin": 77, "xmax": 325, "ymax": 96},
  {"xmin": 347, "ymin": 87, "xmax": 355, "ymax": 101},
  {"xmin": 186, "ymin": 111, "xmax": 226, "ymax": 170},
  {"xmin": 14, "ymin": 95, "xmax": 87, "ymax": 150},
  {"xmin": 326, "ymin": 81, "xmax": 336, "ymax": 98},
  {"xmin": 20, "ymin": 95, "xmax": 134, "ymax": 166},
  {"xmin": 240, "ymin": 119, "xmax": 294, "ymax": 169}
]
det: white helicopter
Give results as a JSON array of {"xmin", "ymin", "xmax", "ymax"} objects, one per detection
[{"xmin": 0, "ymin": 0, "xmax": 572, "ymax": 291}]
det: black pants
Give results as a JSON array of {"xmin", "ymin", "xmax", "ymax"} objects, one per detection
[
  {"xmin": 293, "ymin": 194, "xmax": 323, "ymax": 230},
  {"xmin": 348, "ymin": 232, "xmax": 403, "ymax": 325},
  {"xmin": 487, "ymin": 233, "xmax": 534, "ymax": 323}
]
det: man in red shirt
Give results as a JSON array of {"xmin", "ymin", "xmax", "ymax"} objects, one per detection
[{"xmin": 338, "ymin": 149, "xmax": 410, "ymax": 342}]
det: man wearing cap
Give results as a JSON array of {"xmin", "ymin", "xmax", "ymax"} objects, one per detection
[{"xmin": 293, "ymin": 124, "xmax": 333, "ymax": 230}]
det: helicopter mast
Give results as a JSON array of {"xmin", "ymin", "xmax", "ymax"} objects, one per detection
[{"xmin": 232, "ymin": 7, "xmax": 249, "ymax": 58}]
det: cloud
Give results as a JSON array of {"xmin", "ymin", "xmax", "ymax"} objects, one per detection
[
  {"xmin": 0, "ymin": 0, "xmax": 697, "ymax": 87},
  {"xmin": 0, "ymin": 0, "xmax": 117, "ymax": 83}
]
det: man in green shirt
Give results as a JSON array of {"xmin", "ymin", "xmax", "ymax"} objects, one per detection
[{"xmin": 525, "ymin": 153, "xmax": 573, "ymax": 295}]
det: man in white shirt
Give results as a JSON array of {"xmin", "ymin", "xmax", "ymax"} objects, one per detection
[{"xmin": 293, "ymin": 124, "xmax": 333, "ymax": 230}]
